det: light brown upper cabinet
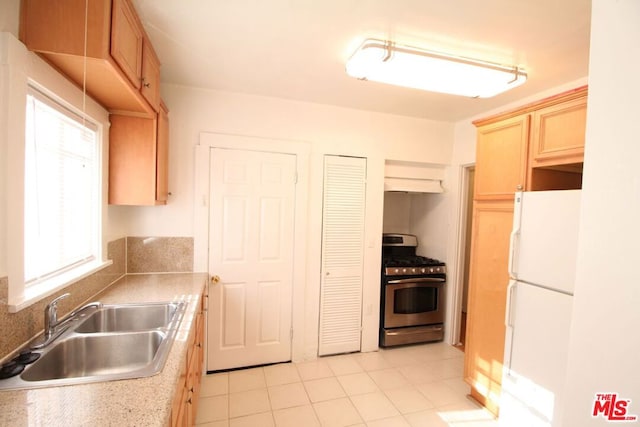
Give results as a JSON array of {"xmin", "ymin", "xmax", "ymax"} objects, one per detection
[
  {"xmin": 530, "ymin": 93, "xmax": 587, "ymax": 168},
  {"xmin": 110, "ymin": 0, "xmax": 143, "ymax": 90},
  {"xmin": 474, "ymin": 114, "xmax": 530, "ymax": 200},
  {"xmin": 20, "ymin": 0, "xmax": 160, "ymax": 115},
  {"xmin": 140, "ymin": 38, "xmax": 161, "ymax": 111},
  {"xmin": 109, "ymin": 102, "xmax": 169, "ymax": 205},
  {"xmin": 527, "ymin": 88, "xmax": 587, "ymax": 190}
]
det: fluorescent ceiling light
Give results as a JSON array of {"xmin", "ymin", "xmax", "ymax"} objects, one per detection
[{"xmin": 346, "ymin": 39, "xmax": 527, "ymax": 98}]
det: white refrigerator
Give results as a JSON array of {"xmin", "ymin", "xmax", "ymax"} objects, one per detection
[{"xmin": 499, "ymin": 190, "xmax": 582, "ymax": 427}]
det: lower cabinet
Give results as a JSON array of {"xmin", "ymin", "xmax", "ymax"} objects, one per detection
[
  {"xmin": 171, "ymin": 290, "xmax": 205, "ymax": 426},
  {"xmin": 464, "ymin": 200, "xmax": 514, "ymax": 416}
]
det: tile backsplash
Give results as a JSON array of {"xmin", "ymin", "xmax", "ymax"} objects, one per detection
[
  {"xmin": 126, "ymin": 236, "xmax": 194, "ymax": 274},
  {"xmin": 0, "ymin": 236, "xmax": 194, "ymax": 361}
]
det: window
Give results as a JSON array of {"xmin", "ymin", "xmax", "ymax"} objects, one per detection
[{"xmin": 23, "ymin": 86, "xmax": 101, "ymax": 289}]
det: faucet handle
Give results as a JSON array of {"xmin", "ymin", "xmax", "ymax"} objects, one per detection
[
  {"xmin": 47, "ymin": 293, "xmax": 70, "ymax": 311},
  {"xmin": 45, "ymin": 293, "xmax": 70, "ymax": 330}
]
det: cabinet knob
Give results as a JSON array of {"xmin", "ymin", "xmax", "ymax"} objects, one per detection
[
  {"xmin": 143, "ymin": 82, "xmax": 151, "ymax": 88},
  {"xmin": 211, "ymin": 275, "xmax": 220, "ymax": 284}
]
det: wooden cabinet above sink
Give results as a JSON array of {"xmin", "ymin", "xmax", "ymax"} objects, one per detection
[{"xmin": 19, "ymin": 0, "xmax": 160, "ymax": 116}]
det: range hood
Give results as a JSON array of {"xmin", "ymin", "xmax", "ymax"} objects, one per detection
[
  {"xmin": 384, "ymin": 177, "xmax": 444, "ymax": 193},
  {"xmin": 384, "ymin": 160, "xmax": 445, "ymax": 193}
]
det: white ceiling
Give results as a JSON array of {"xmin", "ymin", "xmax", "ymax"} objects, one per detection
[{"xmin": 133, "ymin": 0, "xmax": 591, "ymax": 122}]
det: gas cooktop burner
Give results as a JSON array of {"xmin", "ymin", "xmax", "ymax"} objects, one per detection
[
  {"xmin": 383, "ymin": 256, "xmax": 444, "ymax": 267},
  {"xmin": 383, "ymin": 255, "xmax": 444, "ymax": 268},
  {"xmin": 383, "ymin": 256, "xmax": 446, "ymax": 276}
]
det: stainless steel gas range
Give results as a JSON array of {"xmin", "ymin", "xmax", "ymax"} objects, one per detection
[{"xmin": 380, "ymin": 233, "xmax": 446, "ymax": 347}]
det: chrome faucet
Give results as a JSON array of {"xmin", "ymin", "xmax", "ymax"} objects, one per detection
[
  {"xmin": 44, "ymin": 293, "xmax": 70, "ymax": 340},
  {"xmin": 32, "ymin": 294, "xmax": 103, "ymax": 349}
]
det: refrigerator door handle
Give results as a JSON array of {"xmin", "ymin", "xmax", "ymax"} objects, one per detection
[
  {"xmin": 505, "ymin": 279, "xmax": 517, "ymax": 327},
  {"xmin": 508, "ymin": 191, "xmax": 523, "ymax": 278}
]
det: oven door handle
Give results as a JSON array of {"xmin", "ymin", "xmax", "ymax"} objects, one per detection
[{"xmin": 386, "ymin": 277, "xmax": 445, "ymax": 284}]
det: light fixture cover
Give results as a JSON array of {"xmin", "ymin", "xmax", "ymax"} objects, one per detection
[{"xmin": 346, "ymin": 39, "xmax": 527, "ymax": 98}]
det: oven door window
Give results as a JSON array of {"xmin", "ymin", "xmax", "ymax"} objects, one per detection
[
  {"xmin": 384, "ymin": 281, "xmax": 445, "ymax": 328},
  {"xmin": 394, "ymin": 286, "xmax": 437, "ymax": 314}
]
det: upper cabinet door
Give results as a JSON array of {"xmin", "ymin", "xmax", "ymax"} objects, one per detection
[
  {"xmin": 111, "ymin": 0, "xmax": 144, "ymax": 89},
  {"xmin": 155, "ymin": 102, "xmax": 170, "ymax": 203},
  {"xmin": 140, "ymin": 38, "xmax": 161, "ymax": 112},
  {"xmin": 530, "ymin": 94, "xmax": 587, "ymax": 167},
  {"xmin": 474, "ymin": 114, "xmax": 530, "ymax": 200}
]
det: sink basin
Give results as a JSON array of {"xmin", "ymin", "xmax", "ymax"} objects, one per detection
[
  {"xmin": 75, "ymin": 303, "xmax": 179, "ymax": 333},
  {"xmin": 0, "ymin": 301, "xmax": 186, "ymax": 390},
  {"xmin": 22, "ymin": 331, "xmax": 166, "ymax": 382}
]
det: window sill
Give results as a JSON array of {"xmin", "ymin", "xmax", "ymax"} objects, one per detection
[{"xmin": 8, "ymin": 259, "xmax": 113, "ymax": 313}]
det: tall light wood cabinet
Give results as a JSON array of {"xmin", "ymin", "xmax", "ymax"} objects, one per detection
[
  {"xmin": 465, "ymin": 116, "xmax": 528, "ymax": 414},
  {"xmin": 464, "ymin": 201, "xmax": 515, "ymax": 414},
  {"xmin": 465, "ymin": 86, "xmax": 588, "ymax": 415}
]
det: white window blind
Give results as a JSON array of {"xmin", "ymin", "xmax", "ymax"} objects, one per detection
[{"xmin": 24, "ymin": 87, "xmax": 99, "ymax": 285}]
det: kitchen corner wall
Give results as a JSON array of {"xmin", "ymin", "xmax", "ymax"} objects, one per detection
[{"xmin": 0, "ymin": 235, "xmax": 194, "ymax": 361}]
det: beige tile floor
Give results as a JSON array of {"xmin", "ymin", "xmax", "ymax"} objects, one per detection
[{"xmin": 195, "ymin": 342, "xmax": 498, "ymax": 427}]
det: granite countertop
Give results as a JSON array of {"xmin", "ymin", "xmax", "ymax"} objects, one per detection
[{"xmin": 0, "ymin": 273, "xmax": 208, "ymax": 427}]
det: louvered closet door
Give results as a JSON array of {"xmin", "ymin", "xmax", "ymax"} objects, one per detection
[{"xmin": 318, "ymin": 155, "xmax": 366, "ymax": 356}]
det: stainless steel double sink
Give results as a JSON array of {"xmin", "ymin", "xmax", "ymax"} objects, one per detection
[{"xmin": 0, "ymin": 301, "xmax": 187, "ymax": 390}]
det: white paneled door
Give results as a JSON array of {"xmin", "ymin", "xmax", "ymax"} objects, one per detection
[
  {"xmin": 318, "ymin": 155, "xmax": 366, "ymax": 356},
  {"xmin": 207, "ymin": 148, "xmax": 297, "ymax": 371}
]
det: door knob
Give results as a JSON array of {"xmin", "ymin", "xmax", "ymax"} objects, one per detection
[{"xmin": 211, "ymin": 275, "xmax": 220, "ymax": 284}]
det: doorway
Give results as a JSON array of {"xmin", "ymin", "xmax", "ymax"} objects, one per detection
[
  {"xmin": 194, "ymin": 133, "xmax": 310, "ymax": 372},
  {"xmin": 206, "ymin": 148, "xmax": 297, "ymax": 371},
  {"xmin": 456, "ymin": 165, "xmax": 475, "ymax": 350}
]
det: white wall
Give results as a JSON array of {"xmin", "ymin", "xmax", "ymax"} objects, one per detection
[
  {"xmin": 382, "ymin": 193, "xmax": 412, "ymax": 234},
  {"xmin": 0, "ymin": 0, "xmax": 19, "ymax": 37},
  {"xmin": 410, "ymin": 193, "xmax": 449, "ymax": 261},
  {"xmin": 0, "ymin": 0, "xmax": 20, "ymax": 278},
  {"xmin": 563, "ymin": 1, "xmax": 640, "ymax": 424}
]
